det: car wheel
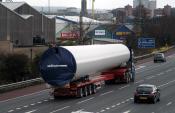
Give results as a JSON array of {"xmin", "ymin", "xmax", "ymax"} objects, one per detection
[
  {"xmin": 152, "ymin": 97, "xmax": 156, "ymax": 104},
  {"xmin": 157, "ymin": 98, "xmax": 160, "ymax": 102},
  {"xmin": 134, "ymin": 98, "xmax": 138, "ymax": 103}
]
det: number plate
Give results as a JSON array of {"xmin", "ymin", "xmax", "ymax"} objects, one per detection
[{"xmin": 140, "ymin": 97, "xmax": 147, "ymax": 100}]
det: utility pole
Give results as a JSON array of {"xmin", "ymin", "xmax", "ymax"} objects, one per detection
[
  {"xmin": 48, "ymin": 0, "xmax": 50, "ymax": 14},
  {"xmin": 79, "ymin": 10, "xmax": 84, "ymax": 45}
]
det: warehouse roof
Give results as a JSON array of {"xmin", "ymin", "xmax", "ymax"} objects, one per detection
[
  {"xmin": 20, "ymin": 15, "xmax": 33, "ymax": 19},
  {"xmin": 1, "ymin": 2, "xmax": 25, "ymax": 11},
  {"xmin": 57, "ymin": 16, "xmax": 102, "ymax": 24}
]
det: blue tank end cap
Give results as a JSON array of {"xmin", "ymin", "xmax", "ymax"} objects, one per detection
[{"xmin": 39, "ymin": 47, "xmax": 77, "ymax": 86}]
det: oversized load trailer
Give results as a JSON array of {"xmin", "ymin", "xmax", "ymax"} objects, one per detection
[{"xmin": 39, "ymin": 44, "xmax": 135, "ymax": 98}]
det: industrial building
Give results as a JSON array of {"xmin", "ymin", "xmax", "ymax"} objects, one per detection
[
  {"xmin": 0, "ymin": 2, "xmax": 55, "ymax": 49},
  {"xmin": 55, "ymin": 16, "xmax": 102, "ymax": 41}
]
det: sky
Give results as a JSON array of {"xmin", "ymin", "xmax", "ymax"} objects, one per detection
[{"xmin": 13, "ymin": 0, "xmax": 175, "ymax": 9}]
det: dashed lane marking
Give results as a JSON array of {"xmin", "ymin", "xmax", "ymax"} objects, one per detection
[
  {"xmin": 146, "ymin": 76, "xmax": 155, "ymax": 80},
  {"xmin": 158, "ymin": 79, "xmax": 175, "ymax": 88},
  {"xmin": 25, "ymin": 109, "xmax": 37, "ymax": 113},
  {"xmin": 24, "ymin": 105, "xmax": 29, "ymax": 108},
  {"xmin": 123, "ymin": 110, "xmax": 131, "ymax": 113},
  {"xmin": 135, "ymin": 80, "xmax": 144, "ymax": 84},
  {"xmin": 30, "ymin": 103, "xmax": 35, "ymax": 106},
  {"xmin": 77, "ymin": 97, "xmax": 94, "ymax": 104},
  {"xmin": 44, "ymin": 99, "xmax": 48, "ymax": 102},
  {"xmin": 100, "ymin": 110, "xmax": 105, "ymax": 112},
  {"xmin": 116, "ymin": 103, "xmax": 121, "ymax": 106},
  {"xmin": 119, "ymin": 85, "xmax": 130, "ymax": 90},
  {"xmin": 111, "ymin": 105, "xmax": 116, "ymax": 108},
  {"xmin": 50, "ymin": 106, "xmax": 70, "ymax": 113},
  {"xmin": 136, "ymin": 66, "xmax": 146, "ymax": 70},
  {"xmin": 16, "ymin": 107, "xmax": 21, "ymax": 110},
  {"xmin": 100, "ymin": 90, "xmax": 114, "ymax": 96},
  {"xmin": 37, "ymin": 101, "xmax": 42, "ymax": 104},
  {"xmin": 8, "ymin": 110, "xmax": 14, "ymax": 113},
  {"xmin": 167, "ymin": 102, "xmax": 172, "ymax": 106}
]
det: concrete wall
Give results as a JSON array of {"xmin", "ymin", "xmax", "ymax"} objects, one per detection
[{"xmin": 0, "ymin": 41, "xmax": 13, "ymax": 53}]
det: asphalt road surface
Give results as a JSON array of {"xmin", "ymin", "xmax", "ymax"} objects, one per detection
[{"xmin": 1, "ymin": 53, "xmax": 175, "ymax": 113}]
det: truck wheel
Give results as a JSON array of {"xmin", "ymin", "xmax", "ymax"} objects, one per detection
[
  {"xmin": 125, "ymin": 72, "xmax": 131, "ymax": 83},
  {"xmin": 87, "ymin": 85, "xmax": 92, "ymax": 95},
  {"xmin": 83, "ymin": 86, "xmax": 88, "ymax": 97},
  {"xmin": 91, "ymin": 84, "xmax": 96, "ymax": 94},
  {"xmin": 77, "ymin": 88, "xmax": 83, "ymax": 98}
]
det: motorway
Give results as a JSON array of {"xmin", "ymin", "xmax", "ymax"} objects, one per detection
[{"xmin": 1, "ymin": 53, "xmax": 175, "ymax": 113}]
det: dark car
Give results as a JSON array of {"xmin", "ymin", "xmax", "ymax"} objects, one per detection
[
  {"xmin": 154, "ymin": 53, "xmax": 166, "ymax": 63},
  {"xmin": 134, "ymin": 84, "xmax": 160, "ymax": 104}
]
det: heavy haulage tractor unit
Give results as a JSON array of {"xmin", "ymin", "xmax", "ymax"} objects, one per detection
[{"xmin": 39, "ymin": 44, "xmax": 135, "ymax": 98}]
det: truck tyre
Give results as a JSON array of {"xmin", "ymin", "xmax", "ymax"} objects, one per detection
[
  {"xmin": 91, "ymin": 84, "xmax": 96, "ymax": 94},
  {"xmin": 87, "ymin": 85, "xmax": 92, "ymax": 95},
  {"xmin": 125, "ymin": 72, "xmax": 131, "ymax": 83},
  {"xmin": 83, "ymin": 86, "xmax": 88, "ymax": 97},
  {"xmin": 77, "ymin": 88, "xmax": 83, "ymax": 98}
]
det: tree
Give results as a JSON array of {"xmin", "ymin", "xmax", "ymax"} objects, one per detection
[{"xmin": 0, "ymin": 54, "xmax": 29, "ymax": 82}]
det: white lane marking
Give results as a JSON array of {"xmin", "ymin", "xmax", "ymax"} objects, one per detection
[
  {"xmin": 50, "ymin": 106, "xmax": 70, "ymax": 113},
  {"xmin": 24, "ymin": 105, "xmax": 29, "ymax": 108},
  {"xmin": 106, "ymin": 107, "xmax": 110, "ymax": 110},
  {"xmin": 111, "ymin": 105, "xmax": 116, "ymax": 108},
  {"xmin": 77, "ymin": 97, "xmax": 94, "ymax": 104},
  {"xmin": 167, "ymin": 102, "xmax": 172, "ymax": 106},
  {"xmin": 123, "ymin": 110, "xmax": 131, "ymax": 113},
  {"xmin": 25, "ymin": 109, "xmax": 37, "ymax": 113},
  {"xmin": 100, "ymin": 110, "xmax": 105, "ymax": 112},
  {"xmin": 146, "ymin": 76, "xmax": 155, "ymax": 80},
  {"xmin": 151, "ymin": 112, "xmax": 155, "ymax": 113},
  {"xmin": 157, "ymin": 72, "xmax": 164, "ymax": 76},
  {"xmin": 121, "ymin": 101, "xmax": 125, "ymax": 104},
  {"xmin": 16, "ymin": 107, "xmax": 21, "ymax": 110},
  {"xmin": 100, "ymin": 90, "xmax": 114, "ymax": 96},
  {"xmin": 72, "ymin": 109, "xmax": 93, "ymax": 113},
  {"xmin": 130, "ymin": 98, "xmax": 133, "ymax": 100},
  {"xmin": 166, "ymin": 69, "xmax": 172, "ymax": 73},
  {"xmin": 30, "ymin": 103, "xmax": 35, "ymax": 106},
  {"xmin": 135, "ymin": 80, "xmax": 144, "ymax": 84},
  {"xmin": 8, "ymin": 110, "xmax": 14, "ymax": 112},
  {"xmin": 158, "ymin": 79, "xmax": 175, "ymax": 88},
  {"xmin": 136, "ymin": 66, "xmax": 146, "ymax": 70},
  {"xmin": 116, "ymin": 103, "xmax": 121, "ymax": 106},
  {"xmin": 0, "ymin": 89, "xmax": 49, "ymax": 103},
  {"xmin": 50, "ymin": 97, "xmax": 54, "ymax": 100},
  {"xmin": 126, "ymin": 99, "xmax": 130, "ymax": 102},
  {"xmin": 44, "ymin": 99, "xmax": 48, "ymax": 102},
  {"xmin": 119, "ymin": 85, "xmax": 130, "ymax": 90},
  {"xmin": 37, "ymin": 101, "xmax": 42, "ymax": 104}
]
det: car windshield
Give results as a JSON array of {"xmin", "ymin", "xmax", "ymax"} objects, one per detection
[
  {"xmin": 137, "ymin": 86, "xmax": 153, "ymax": 92},
  {"xmin": 155, "ymin": 54, "xmax": 163, "ymax": 57}
]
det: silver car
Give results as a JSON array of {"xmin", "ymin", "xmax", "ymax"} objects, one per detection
[{"xmin": 154, "ymin": 53, "xmax": 166, "ymax": 63}]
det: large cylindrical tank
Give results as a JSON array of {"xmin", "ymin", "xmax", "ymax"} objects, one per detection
[{"xmin": 39, "ymin": 44, "xmax": 130, "ymax": 86}]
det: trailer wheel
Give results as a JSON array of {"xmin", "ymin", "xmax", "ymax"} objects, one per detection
[
  {"xmin": 87, "ymin": 85, "xmax": 92, "ymax": 95},
  {"xmin": 125, "ymin": 72, "xmax": 131, "ymax": 83},
  {"xmin": 91, "ymin": 84, "xmax": 96, "ymax": 94},
  {"xmin": 83, "ymin": 86, "xmax": 88, "ymax": 97},
  {"xmin": 77, "ymin": 88, "xmax": 83, "ymax": 98}
]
